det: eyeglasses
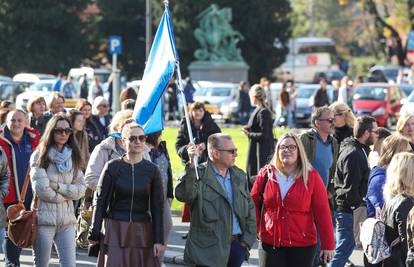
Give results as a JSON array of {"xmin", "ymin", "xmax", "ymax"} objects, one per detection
[
  {"xmin": 318, "ymin": 118, "xmax": 334, "ymax": 124},
  {"xmin": 217, "ymin": 148, "xmax": 238, "ymax": 155},
  {"xmin": 279, "ymin": 144, "xmax": 297, "ymax": 151},
  {"xmin": 53, "ymin": 128, "xmax": 73, "ymax": 135},
  {"xmin": 124, "ymin": 135, "xmax": 147, "ymax": 143}
]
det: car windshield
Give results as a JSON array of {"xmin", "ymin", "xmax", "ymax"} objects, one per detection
[
  {"xmin": 408, "ymin": 92, "xmax": 414, "ymax": 102},
  {"xmin": 28, "ymin": 82, "xmax": 53, "ymax": 92},
  {"xmin": 383, "ymin": 68, "xmax": 398, "ymax": 79},
  {"xmin": 297, "ymin": 87, "xmax": 317, "ymax": 98},
  {"xmin": 401, "ymin": 85, "xmax": 414, "ymax": 96},
  {"xmin": 354, "ymin": 86, "xmax": 387, "ymax": 101},
  {"xmin": 194, "ymin": 86, "xmax": 232, "ymax": 97}
]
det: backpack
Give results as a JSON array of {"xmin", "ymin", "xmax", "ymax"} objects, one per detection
[{"xmin": 360, "ymin": 216, "xmax": 400, "ymax": 264}]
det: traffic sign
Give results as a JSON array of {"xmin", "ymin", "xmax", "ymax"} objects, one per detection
[{"xmin": 109, "ymin": 35, "xmax": 122, "ymax": 55}]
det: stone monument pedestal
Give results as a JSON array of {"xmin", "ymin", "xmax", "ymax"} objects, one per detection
[{"xmin": 188, "ymin": 61, "xmax": 249, "ymax": 83}]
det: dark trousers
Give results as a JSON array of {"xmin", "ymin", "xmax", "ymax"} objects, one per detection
[
  {"xmin": 259, "ymin": 242, "xmax": 317, "ymax": 267},
  {"xmin": 196, "ymin": 239, "xmax": 246, "ymax": 267},
  {"xmin": 3, "ymin": 235, "xmax": 22, "ymax": 267}
]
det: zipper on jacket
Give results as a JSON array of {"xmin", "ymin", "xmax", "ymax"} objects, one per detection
[{"xmin": 130, "ymin": 163, "xmax": 135, "ymax": 222}]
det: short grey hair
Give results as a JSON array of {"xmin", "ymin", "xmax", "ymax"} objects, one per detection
[
  {"xmin": 311, "ymin": 106, "xmax": 332, "ymax": 127},
  {"xmin": 207, "ymin": 133, "xmax": 232, "ymax": 159}
]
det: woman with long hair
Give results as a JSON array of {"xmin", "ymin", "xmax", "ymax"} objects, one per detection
[
  {"xmin": 89, "ymin": 121, "xmax": 165, "ymax": 266},
  {"xmin": 76, "ymin": 99, "xmax": 104, "ymax": 153},
  {"xmin": 69, "ymin": 110, "xmax": 89, "ymax": 171},
  {"xmin": 242, "ymin": 84, "xmax": 275, "ymax": 189},
  {"xmin": 380, "ymin": 152, "xmax": 414, "ymax": 266},
  {"xmin": 30, "ymin": 113, "xmax": 86, "ymax": 267},
  {"xmin": 251, "ymin": 133, "xmax": 334, "ymax": 267},
  {"xmin": 396, "ymin": 113, "xmax": 414, "ymax": 150},
  {"xmin": 329, "ymin": 101, "xmax": 356, "ymax": 145}
]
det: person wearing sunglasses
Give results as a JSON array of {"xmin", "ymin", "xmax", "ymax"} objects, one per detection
[
  {"xmin": 89, "ymin": 121, "xmax": 165, "ymax": 267},
  {"xmin": 329, "ymin": 101, "xmax": 356, "ymax": 146},
  {"xmin": 30, "ymin": 113, "xmax": 86, "ymax": 267},
  {"xmin": 251, "ymin": 133, "xmax": 334, "ymax": 267},
  {"xmin": 300, "ymin": 106, "xmax": 339, "ymax": 266},
  {"xmin": 0, "ymin": 109, "xmax": 40, "ymax": 267},
  {"xmin": 175, "ymin": 133, "xmax": 256, "ymax": 267}
]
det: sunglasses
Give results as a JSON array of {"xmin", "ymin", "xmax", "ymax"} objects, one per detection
[
  {"xmin": 280, "ymin": 144, "xmax": 297, "ymax": 152},
  {"xmin": 53, "ymin": 128, "xmax": 73, "ymax": 135},
  {"xmin": 124, "ymin": 135, "xmax": 147, "ymax": 143},
  {"xmin": 318, "ymin": 118, "xmax": 334, "ymax": 124},
  {"xmin": 217, "ymin": 148, "xmax": 238, "ymax": 155}
]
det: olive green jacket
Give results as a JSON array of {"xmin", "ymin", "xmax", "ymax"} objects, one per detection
[
  {"xmin": 299, "ymin": 129, "xmax": 339, "ymax": 189},
  {"xmin": 175, "ymin": 162, "xmax": 256, "ymax": 267}
]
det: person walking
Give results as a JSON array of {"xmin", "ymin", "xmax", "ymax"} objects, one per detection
[
  {"xmin": 237, "ymin": 81, "xmax": 252, "ymax": 125},
  {"xmin": 175, "ymin": 133, "xmax": 256, "ymax": 267},
  {"xmin": 396, "ymin": 113, "xmax": 414, "ymax": 150},
  {"xmin": 314, "ymin": 79, "xmax": 330, "ymax": 108},
  {"xmin": 91, "ymin": 96, "xmax": 111, "ymax": 140},
  {"xmin": 27, "ymin": 96, "xmax": 48, "ymax": 136},
  {"xmin": 251, "ymin": 133, "xmax": 334, "ymax": 267},
  {"xmin": 30, "ymin": 114, "xmax": 86, "ymax": 267},
  {"xmin": 329, "ymin": 116, "xmax": 378, "ymax": 267},
  {"xmin": 0, "ymin": 147, "xmax": 10, "ymax": 254},
  {"xmin": 89, "ymin": 121, "xmax": 165, "ymax": 267},
  {"xmin": 44, "ymin": 93, "xmax": 66, "ymax": 126},
  {"xmin": 88, "ymin": 76, "xmax": 104, "ymax": 103},
  {"xmin": 242, "ymin": 84, "xmax": 275, "ymax": 189},
  {"xmin": 330, "ymin": 102, "xmax": 355, "ymax": 146},
  {"xmin": 378, "ymin": 152, "xmax": 414, "ymax": 266},
  {"xmin": 76, "ymin": 99, "xmax": 105, "ymax": 153},
  {"xmin": 146, "ymin": 131, "xmax": 174, "ymax": 259},
  {"xmin": 61, "ymin": 76, "xmax": 76, "ymax": 99},
  {"xmin": 0, "ymin": 109, "xmax": 40, "ymax": 267}
]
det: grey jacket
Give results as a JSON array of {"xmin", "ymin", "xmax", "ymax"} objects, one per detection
[
  {"xmin": 30, "ymin": 150, "xmax": 86, "ymax": 226},
  {"xmin": 175, "ymin": 162, "xmax": 256, "ymax": 267},
  {"xmin": 0, "ymin": 147, "xmax": 10, "ymax": 228},
  {"xmin": 84, "ymin": 136, "xmax": 150, "ymax": 191}
]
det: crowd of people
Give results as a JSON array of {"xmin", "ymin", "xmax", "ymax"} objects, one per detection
[{"xmin": 1, "ymin": 75, "xmax": 414, "ymax": 267}]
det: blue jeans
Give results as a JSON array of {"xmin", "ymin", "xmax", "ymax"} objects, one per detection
[
  {"xmin": 3, "ymin": 235, "xmax": 22, "ymax": 267},
  {"xmin": 328, "ymin": 211, "xmax": 355, "ymax": 267}
]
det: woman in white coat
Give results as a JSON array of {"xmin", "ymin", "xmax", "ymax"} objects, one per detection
[{"xmin": 31, "ymin": 113, "xmax": 86, "ymax": 267}]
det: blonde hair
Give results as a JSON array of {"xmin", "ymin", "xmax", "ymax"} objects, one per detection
[
  {"xmin": 329, "ymin": 101, "xmax": 355, "ymax": 128},
  {"xmin": 27, "ymin": 96, "xmax": 46, "ymax": 113},
  {"xmin": 396, "ymin": 112, "xmax": 414, "ymax": 136},
  {"xmin": 273, "ymin": 133, "xmax": 312, "ymax": 185},
  {"xmin": 47, "ymin": 92, "xmax": 64, "ymax": 110},
  {"xmin": 108, "ymin": 110, "xmax": 133, "ymax": 134},
  {"xmin": 377, "ymin": 135, "xmax": 411, "ymax": 167},
  {"xmin": 249, "ymin": 84, "xmax": 267, "ymax": 107},
  {"xmin": 92, "ymin": 96, "xmax": 109, "ymax": 115},
  {"xmin": 383, "ymin": 152, "xmax": 414, "ymax": 202}
]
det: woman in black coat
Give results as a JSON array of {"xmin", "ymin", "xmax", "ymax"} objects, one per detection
[
  {"xmin": 242, "ymin": 84, "xmax": 275, "ymax": 189},
  {"xmin": 175, "ymin": 101, "xmax": 221, "ymax": 164}
]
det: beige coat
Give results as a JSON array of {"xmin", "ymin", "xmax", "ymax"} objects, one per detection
[{"xmin": 30, "ymin": 150, "xmax": 86, "ymax": 226}]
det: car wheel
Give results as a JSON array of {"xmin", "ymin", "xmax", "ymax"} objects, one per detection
[{"xmin": 385, "ymin": 117, "xmax": 393, "ymax": 129}]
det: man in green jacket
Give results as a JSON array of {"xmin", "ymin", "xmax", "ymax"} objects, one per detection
[{"xmin": 175, "ymin": 133, "xmax": 256, "ymax": 267}]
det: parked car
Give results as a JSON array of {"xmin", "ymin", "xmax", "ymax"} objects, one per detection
[
  {"xmin": 400, "ymin": 83, "xmax": 414, "ymax": 98},
  {"xmin": 312, "ymin": 70, "xmax": 345, "ymax": 84},
  {"xmin": 367, "ymin": 65, "xmax": 399, "ymax": 83},
  {"xmin": 352, "ymin": 83, "xmax": 405, "ymax": 128},
  {"xmin": 0, "ymin": 75, "xmax": 12, "ymax": 82},
  {"xmin": 15, "ymin": 79, "xmax": 57, "ymax": 111},
  {"xmin": 0, "ymin": 81, "xmax": 26, "ymax": 102},
  {"xmin": 400, "ymin": 90, "xmax": 414, "ymax": 115},
  {"xmin": 12, "ymin": 73, "xmax": 56, "ymax": 84},
  {"xmin": 192, "ymin": 81, "xmax": 238, "ymax": 122},
  {"xmin": 294, "ymin": 84, "xmax": 334, "ymax": 126}
]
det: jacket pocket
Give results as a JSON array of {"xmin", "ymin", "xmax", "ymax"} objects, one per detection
[
  {"xmin": 189, "ymin": 227, "xmax": 218, "ymax": 248},
  {"xmin": 202, "ymin": 192, "xmax": 219, "ymax": 222}
]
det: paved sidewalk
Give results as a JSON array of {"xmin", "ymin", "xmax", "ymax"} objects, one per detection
[{"xmin": 0, "ymin": 213, "xmax": 365, "ymax": 266}]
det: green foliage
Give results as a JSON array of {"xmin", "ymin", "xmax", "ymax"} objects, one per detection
[
  {"xmin": 348, "ymin": 56, "xmax": 386, "ymax": 78},
  {"xmin": 163, "ymin": 126, "xmax": 291, "ymax": 212},
  {"xmin": 0, "ymin": 0, "xmax": 93, "ymax": 75},
  {"xmin": 96, "ymin": 0, "xmax": 146, "ymax": 79},
  {"xmin": 153, "ymin": 1, "xmax": 292, "ymax": 83}
]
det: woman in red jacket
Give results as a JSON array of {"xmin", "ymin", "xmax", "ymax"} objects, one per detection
[{"xmin": 251, "ymin": 133, "xmax": 334, "ymax": 267}]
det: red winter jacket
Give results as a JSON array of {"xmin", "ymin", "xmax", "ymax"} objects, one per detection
[
  {"xmin": 251, "ymin": 165, "xmax": 334, "ymax": 250},
  {"xmin": 0, "ymin": 127, "xmax": 40, "ymax": 204}
]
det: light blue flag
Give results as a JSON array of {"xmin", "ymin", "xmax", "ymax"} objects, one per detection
[{"xmin": 133, "ymin": 7, "xmax": 177, "ymax": 134}]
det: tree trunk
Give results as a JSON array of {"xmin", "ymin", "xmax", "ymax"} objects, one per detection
[{"xmin": 365, "ymin": 0, "xmax": 405, "ymax": 66}]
